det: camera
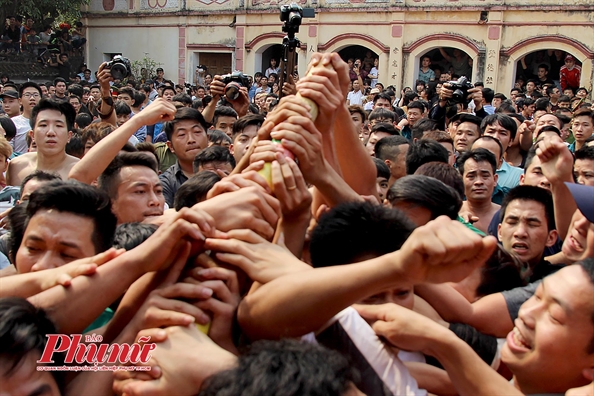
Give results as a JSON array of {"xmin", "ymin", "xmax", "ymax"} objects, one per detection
[
  {"xmin": 105, "ymin": 55, "xmax": 132, "ymax": 80},
  {"xmin": 196, "ymin": 64, "xmax": 206, "ymax": 73},
  {"xmin": 280, "ymin": 3, "xmax": 314, "ymax": 35},
  {"xmin": 448, "ymin": 76, "xmax": 473, "ymax": 104},
  {"xmin": 221, "ymin": 71, "xmax": 250, "ymax": 101}
]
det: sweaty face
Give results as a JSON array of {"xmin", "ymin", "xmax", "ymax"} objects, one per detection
[
  {"xmin": 483, "ymin": 121, "xmax": 512, "ymax": 151},
  {"xmin": 574, "ymin": 159, "xmax": 594, "ymax": 186},
  {"xmin": 572, "ymin": 116, "xmax": 594, "ymax": 143},
  {"xmin": 535, "ymin": 114, "xmax": 562, "ymax": 137},
  {"xmin": 376, "ymin": 176, "xmax": 389, "ymax": 201},
  {"xmin": 169, "ymin": 119, "xmax": 208, "ymax": 163},
  {"xmin": 501, "ymin": 265, "xmax": 594, "ymax": 394},
  {"xmin": 462, "ymin": 159, "xmax": 497, "ymax": 203},
  {"xmin": 454, "ymin": 122, "xmax": 480, "ymax": 153},
  {"xmin": 407, "ymin": 108, "xmax": 422, "ymax": 125},
  {"xmin": 214, "ymin": 116, "xmax": 236, "ymax": 138},
  {"xmin": 498, "ymin": 200, "xmax": 557, "ymax": 266},
  {"xmin": 33, "ymin": 109, "xmax": 72, "ymax": 155},
  {"xmin": 520, "ymin": 155, "xmax": 551, "ymax": 190},
  {"xmin": 90, "ymin": 88, "xmax": 101, "ymax": 100},
  {"xmin": 526, "ymin": 82, "xmax": 536, "ymax": 92},
  {"xmin": 0, "ymin": 352, "xmax": 61, "ymax": 396},
  {"xmin": 1, "ymin": 97, "xmax": 20, "ymax": 117},
  {"xmin": 16, "ymin": 210, "xmax": 96, "ymax": 273},
  {"xmin": 162, "ymin": 89, "xmax": 175, "ymax": 101},
  {"xmin": 374, "ymin": 98, "xmax": 392, "ymax": 109},
  {"xmin": 111, "ymin": 166, "xmax": 165, "ymax": 224},
  {"xmin": 230, "ymin": 124, "xmax": 258, "ymax": 164},
  {"xmin": 55, "ymin": 82, "xmax": 66, "ymax": 95},
  {"xmin": 561, "ymin": 209, "xmax": 594, "ymax": 262},
  {"xmin": 21, "ymin": 87, "xmax": 41, "ymax": 113}
]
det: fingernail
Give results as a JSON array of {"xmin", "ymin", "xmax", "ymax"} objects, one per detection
[
  {"xmin": 270, "ymin": 131, "xmax": 279, "ymax": 138},
  {"xmin": 197, "ymin": 268, "xmax": 210, "ymax": 276},
  {"xmin": 201, "ymin": 288, "xmax": 213, "ymax": 297},
  {"xmin": 200, "ymin": 314, "xmax": 211, "ymax": 324}
]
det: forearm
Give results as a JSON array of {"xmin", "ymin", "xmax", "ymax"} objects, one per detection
[
  {"xmin": 28, "ymin": 253, "xmax": 145, "ymax": 334},
  {"xmin": 519, "ymin": 130, "xmax": 533, "ymax": 152},
  {"xmin": 0, "ymin": 271, "xmax": 55, "ymax": 298},
  {"xmin": 68, "ymin": 117, "xmax": 143, "ymax": 184},
  {"xmin": 551, "ymin": 180, "xmax": 576, "ymax": 240},
  {"xmin": 313, "ymin": 164, "xmax": 364, "ymax": 207},
  {"xmin": 202, "ymin": 98, "xmax": 218, "ymax": 124},
  {"xmin": 278, "ymin": 215, "xmax": 310, "ymax": 259},
  {"xmin": 428, "ymin": 331, "xmax": 522, "ymax": 396},
  {"xmin": 416, "ymin": 284, "xmax": 512, "ymax": 337},
  {"xmin": 332, "ymin": 105, "xmax": 376, "ymax": 196},
  {"xmin": 238, "ymin": 252, "xmax": 406, "ymax": 340},
  {"xmin": 404, "ymin": 362, "xmax": 457, "ymax": 396}
]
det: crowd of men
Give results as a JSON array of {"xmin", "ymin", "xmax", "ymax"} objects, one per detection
[{"xmin": 0, "ymin": 51, "xmax": 593, "ymax": 396}]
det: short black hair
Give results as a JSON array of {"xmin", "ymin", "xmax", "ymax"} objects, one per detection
[
  {"xmin": 232, "ymin": 114, "xmax": 264, "ymax": 139},
  {"xmin": 112, "ymin": 223, "xmax": 157, "ymax": 250},
  {"xmin": 53, "ymin": 77, "xmax": 66, "ymax": 86},
  {"xmin": 534, "ymin": 97, "xmax": 550, "ymax": 111},
  {"xmin": 65, "ymin": 132, "xmax": 85, "ymax": 158},
  {"xmin": 19, "ymin": 170, "xmax": 62, "ymax": 194},
  {"xmin": 163, "ymin": 107, "xmax": 208, "ymax": 141},
  {"xmin": 0, "ymin": 118, "xmax": 17, "ymax": 140},
  {"xmin": 0, "ymin": 297, "xmax": 65, "ymax": 391},
  {"xmin": 414, "ymin": 161, "xmax": 464, "ymax": 199},
  {"xmin": 18, "ymin": 81, "xmax": 42, "ymax": 97},
  {"xmin": 387, "ymin": 175, "xmax": 462, "ymax": 220},
  {"xmin": 368, "ymin": 108, "xmax": 396, "ymax": 123},
  {"xmin": 495, "ymin": 102, "xmax": 516, "ymax": 114},
  {"xmin": 26, "ymin": 180, "xmax": 117, "ymax": 253},
  {"xmin": 576, "ymin": 145, "xmax": 594, "ymax": 162},
  {"xmin": 370, "ymin": 123, "xmax": 398, "ymax": 136},
  {"xmin": 480, "ymin": 113, "xmax": 518, "ymax": 141},
  {"xmin": 192, "ymin": 146, "xmax": 236, "ymax": 173},
  {"xmin": 411, "ymin": 118, "xmax": 438, "ymax": 141},
  {"xmin": 405, "ymin": 140, "xmax": 449, "ymax": 175},
  {"xmin": 457, "ymin": 148, "xmax": 498, "ymax": 175},
  {"xmin": 99, "ymin": 152, "xmax": 159, "ymax": 201},
  {"xmin": 7, "ymin": 203, "xmax": 28, "ymax": 263},
  {"xmin": 208, "ymin": 130, "xmax": 233, "ymax": 146},
  {"xmin": 172, "ymin": 93, "xmax": 193, "ymax": 106},
  {"xmin": 133, "ymin": 91, "xmax": 146, "ymax": 107},
  {"xmin": 407, "ymin": 100, "xmax": 426, "ymax": 113},
  {"xmin": 200, "ymin": 339, "xmax": 360, "ymax": 396},
  {"xmin": 500, "ymin": 185, "xmax": 555, "ymax": 231},
  {"xmin": 173, "ymin": 171, "xmax": 221, "ymax": 211},
  {"xmin": 30, "ymin": 98, "xmax": 76, "ymax": 132},
  {"xmin": 75, "ymin": 112, "xmax": 92, "ymax": 130},
  {"xmin": 536, "ymin": 125, "xmax": 561, "ymax": 138},
  {"xmin": 482, "ymin": 88, "xmax": 495, "ymax": 104},
  {"xmin": 373, "ymin": 92, "xmax": 392, "ymax": 104},
  {"xmin": 375, "ymin": 135, "xmax": 409, "ymax": 161},
  {"xmin": 68, "ymin": 84, "xmax": 83, "ymax": 98},
  {"xmin": 115, "ymin": 101, "xmax": 131, "ymax": 116},
  {"xmin": 310, "ymin": 201, "xmax": 415, "ymax": 267},
  {"xmin": 373, "ymin": 157, "xmax": 390, "ymax": 180},
  {"xmin": 472, "ymin": 135, "xmax": 504, "ymax": 160},
  {"xmin": 212, "ymin": 106, "xmax": 238, "ymax": 127}
]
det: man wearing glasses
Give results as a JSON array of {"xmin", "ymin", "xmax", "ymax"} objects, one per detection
[{"xmin": 12, "ymin": 82, "xmax": 42, "ymax": 154}]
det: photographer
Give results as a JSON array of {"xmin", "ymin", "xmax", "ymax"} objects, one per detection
[
  {"xmin": 202, "ymin": 74, "xmax": 249, "ymax": 125},
  {"xmin": 429, "ymin": 80, "xmax": 489, "ymax": 130}
]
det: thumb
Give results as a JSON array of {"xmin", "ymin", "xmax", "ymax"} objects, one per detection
[
  {"xmin": 353, "ymin": 303, "xmax": 393, "ymax": 322},
  {"xmin": 371, "ymin": 320, "xmax": 393, "ymax": 339},
  {"xmin": 473, "ymin": 236, "xmax": 498, "ymax": 268},
  {"xmin": 124, "ymin": 380, "xmax": 162, "ymax": 396}
]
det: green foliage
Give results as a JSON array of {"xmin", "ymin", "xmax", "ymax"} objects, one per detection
[
  {"xmin": 0, "ymin": 0, "xmax": 90, "ymax": 23},
  {"xmin": 131, "ymin": 56, "xmax": 163, "ymax": 81}
]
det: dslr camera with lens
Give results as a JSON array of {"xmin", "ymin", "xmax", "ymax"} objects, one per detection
[
  {"xmin": 105, "ymin": 55, "xmax": 132, "ymax": 80},
  {"xmin": 447, "ymin": 76, "xmax": 474, "ymax": 104},
  {"xmin": 221, "ymin": 71, "xmax": 250, "ymax": 101}
]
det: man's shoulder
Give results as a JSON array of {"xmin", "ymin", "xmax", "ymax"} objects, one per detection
[{"xmin": 9, "ymin": 152, "xmax": 36, "ymax": 166}]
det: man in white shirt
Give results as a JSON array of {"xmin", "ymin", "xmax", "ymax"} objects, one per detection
[
  {"xmin": 10, "ymin": 82, "xmax": 42, "ymax": 154},
  {"xmin": 347, "ymin": 79, "xmax": 364, "ymax": 106}
]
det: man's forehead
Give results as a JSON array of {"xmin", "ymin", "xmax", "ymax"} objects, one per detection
[
  {"xmin": 35, "ymin": 109, "xmax": 67, "ymax": 123},
  {"xmin": 543, "ymin": 265, "xmax": 594, "ymax": 315},
  {"xmin": 464, "ymin": 159, "xmax": 494, "ymax": 173},
  {"xmin": 504, "ymin": 199, "xmax": 546, "ymax": 218},
  {"xmin": 118, "ymin": 165, "xmax": 159, "ymax": 184}
]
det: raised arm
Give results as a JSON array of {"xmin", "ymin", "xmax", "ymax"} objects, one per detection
[
  {"xmin": 439, "ymin": 48, "xmax": 452, "ymax": 63},
  {"xmin": 356, "ymin": 303, "xmax": 523, "ymax": 396},
  {"xmin": 535, "ymin": 135, "xmax": 576, "ymax": 240},
  {"xmin": 68, "ymin": 98, "xmax": 176, "ymax": 184},
  {"xmin": 28, "ymin": 208, "xmax": 213, "ymax": 333},
  {"xmin": 238, "ymin": 217, "xmax": 497, "ymax": 340},
  {"xmin": 414, "ymin": 283, "xmax": 513, "ymax": 337}
]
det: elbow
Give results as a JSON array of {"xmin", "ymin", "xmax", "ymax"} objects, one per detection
[{"xmin": 237, "ymin": 296, "xmax": 274, "ymax": 341}]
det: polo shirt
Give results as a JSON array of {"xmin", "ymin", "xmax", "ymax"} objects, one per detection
[
  {"xmin": 496, "ymin": 161, "xmax": 523, "ymax": 190},
  {"xmin": 159, "ymin": 161, "xmax": 189, "ymax": 207},
  {"xmin": 347, "ymin": 90, "xmax": 364, "ymax": 106}
]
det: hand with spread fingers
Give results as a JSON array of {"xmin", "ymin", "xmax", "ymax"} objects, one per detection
[{"xmin": 204, "ymin": 229, "xmax": 311, "ymax": 284}]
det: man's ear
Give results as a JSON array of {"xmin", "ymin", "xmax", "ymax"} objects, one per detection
[
  {"xmin": 166, "ymin": 140, "xmax": 175, "ymax": 154},
  {"xmin": 545, "ymin": 229, "xmax": 558, "ymax": 248},
  {"xmin": 519, "ymin": 173, "xmax": 525, "ymax": 185},
  {"xmin": 229, "ymin": 143, "xmax": 234, "ymax": 155},
  {"xmin": 494, "ymin": 173, "xmax": 499, "ymax": 184},
  {"xmin": 497, "ymin": 222, "xmax": 503, "ymax": 242}
]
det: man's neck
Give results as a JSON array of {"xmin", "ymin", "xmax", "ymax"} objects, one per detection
[
  {"xmin": 55, "ymin": 92, "xmax": 65, "ymax": 98},
  {"xmin": 21, "ymin": 110, "xmax": 31, "ymax": 119},
  {"xmin": 512, "ymin": 375, "xmax": 564, "ymax": 396},
  {"xmin": 36, "ymin": 151, "xmax": 67, "ymax": 170},
  {"xmin": 466, "ymin": 198, "xmax": 494, "ymax": 214},
  {"xmin": 550, "ymin": 98, "xmax": 558, "ymax": 105}
]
